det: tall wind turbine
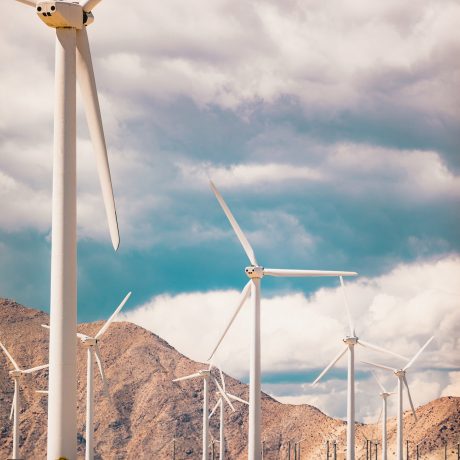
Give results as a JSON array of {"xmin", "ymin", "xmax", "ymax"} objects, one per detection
[
  {"xmin": 14, "ymin": 0, "xmax": 120, "ymax": 457},
  {"xmin": 311, "ymin": 276, "xmax": 407, "ymax": 460},
  {"xmin": 371, "ymin": 371, "xmax": 395, "ymax": 460},
  {"xmin": 0, "ymin": 340, "xmax": 49, "ymax": 460},
  {"xmin": 208, "ymin": 181, "xmax": 357, "ymax": 460},
  {"xmin": 42, "ymin": 291, "xmax": 131, "ymax": 460},
  {"xmin": 362, "ymin": 336, "xmax": 434, "ymax": 460},
  {"xmin": 209, "ymin": 367, "xmax": 249, "ymax": 460}
]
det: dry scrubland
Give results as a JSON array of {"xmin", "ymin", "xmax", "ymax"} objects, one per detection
[{"xmin": 0, "ymin": 298, "xmax": 458, "ymax": 459}]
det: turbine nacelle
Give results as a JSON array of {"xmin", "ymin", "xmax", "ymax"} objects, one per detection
[
  {"xmin": 395, "ymin": 369, "xmax": 406, "ymax": 378},
  {"xmin": 343, "ymin": 336, "xmax": 358, "ymax": 345},
  {"xmin": 245, "ymin": 265, "xmax": 264, "ymax": 279},
  {"xmin": 80, "ymin": 336, "xmax": 98, "ymax": 347},
  {"xmin": 36, "ymin": 1, "xmax": 84, "ymax": 29},
  {"xmin": 9, "ymin": 370, "xmax": 22, "ymax": 378}
]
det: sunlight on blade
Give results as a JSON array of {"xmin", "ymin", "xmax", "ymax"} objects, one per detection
[
  {"xmin": 95, "ymin": 291, "xmax": 132, "ymax": 339},
  {"xmin": 209, "ymin": 181, "xmax": 257, "ymax": 265},
  {"xmin": 76, "ymin": 27, "xmax": 120, "ymax": 251}
]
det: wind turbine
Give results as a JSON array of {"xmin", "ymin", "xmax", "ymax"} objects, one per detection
[
  {"xmin": 311, "ymin": 276, "xmax": 408, "ymax": 460},
  {"xmin": 209, "ymin": 367, "xmax": 249, "ymax": 460},
  {"xmin": 361, "ymin": 336, "xmax": 434, "ymax": 460},
  {"xmin": 173, "ymin": 365, "xmax": 234, "ymax": 460},
  {"xmin": 13, "ymin": 0, "xmax": 120, "ymax": 457},
  {"xmin": 371, "ymin": 370, "xmax": 395, "ymax": 460},
  {"xmin": 207, "ymin": 181, "xmax": 357, "ymax": 460},
  {"xmin": 0, "ymin": 340, "xmax": 49, "ymax": 460},
  {"xmin": 42, "ymin": 291, "xmax": 131, "ymax": 460}
]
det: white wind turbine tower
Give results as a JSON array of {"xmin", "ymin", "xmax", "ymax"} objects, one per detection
[
  {"xmin": 371, "ymin": 370, "xmax": 396, "ymax": 460},
  {"xmin": 0, "ymin": 340, "xmax": 49, "ymax": 460},
  {"xmin": 42, "ymin": 291, "xmax": 131, "ymax": 460},
  {"xmin": 208, "ymin": 181, "xmax": 358, "ymax": 460},
  {"xmin": 362, "ymin": 336, "xmax": 435, "ymax": 460},
  {"xmin": 311, "ymin": 276, "xmax": 408, "ymax": 460},
  {"xmin": 14, "ymin": 0, "xmax": 120, "ymax": 457},
  {"xmin": 209, "ymin": 367, "xmax": 249, "ymax": 460},
  {"xmin": 173, "ymin": 365, "xmax": 234, "ymax": 460}
]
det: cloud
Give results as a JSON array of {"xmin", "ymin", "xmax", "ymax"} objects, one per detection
[{"xmin": 120, "ymin": 254, "xmax": 460, "ymax": 420}]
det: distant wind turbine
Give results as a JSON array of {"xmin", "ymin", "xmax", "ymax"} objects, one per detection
[
  {"xmin": 13, "ymin": 0, "xmax": 121, "ymax": 457},
  {"xmin": 311, "ymin": 276, "xmax": 407, "ymax": 460},
  {"xmin": 362, "ymin": 336, "xmax": 435, "ymax": 460},
  {"xmin": 209, "ymin": 367, "xmax": 249, "ymax": 460},
  {"xmin": 0, "ymin": 340, "xmax": 49, "ymax": 460},
  {"xmin": 42, "ymin": 291, "xmax": 131, "ymax": 460},
  {"xmin": 208, "ymin": 181, "xmax": 357, "ymax": 460},
  {"xmin": 371, "ymin": 370, "xmax": 396, "ymax": 460}
]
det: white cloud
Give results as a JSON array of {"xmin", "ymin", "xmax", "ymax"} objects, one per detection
[{"xmin": 120, "ymin": 254, "xmax": 460, "ymax": 420}]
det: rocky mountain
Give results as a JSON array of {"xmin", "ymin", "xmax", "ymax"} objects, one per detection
[{"xmin": 0, "ymin": 298, "xmax": 458, "ymax": 459}]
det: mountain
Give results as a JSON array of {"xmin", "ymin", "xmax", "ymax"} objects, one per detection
[{"xmin": 0, "ymin": 298, "xmax": 458, "ymax": 459}]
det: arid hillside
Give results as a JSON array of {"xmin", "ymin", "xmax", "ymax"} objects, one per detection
[{"xmin": 0, "ymin": 298, "xmax": 458, "ymax": 459}]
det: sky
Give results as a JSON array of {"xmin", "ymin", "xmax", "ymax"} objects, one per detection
[{"xmin": 1, "ymin": 0, "xmax": 459, "ymax": 424}]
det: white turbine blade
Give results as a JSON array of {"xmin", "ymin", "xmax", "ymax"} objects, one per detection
[
  {"xmin": 358, "ymin": 339, "xmax": 409, "ymax": 361},
  {"xmin": 76, "ymin": 27, "xmax": 120, "ymax": 251},
  {"xmin": 41, "ymin": 324, "xmax": 50, "ymax": 330},
  {"xmin": 403, "ymin": 336, "xmax": 435, "ymax": 371},
  {"xmin": 371, "ymin": 370, "xmax": 387, "ymax": 393},
  {"xmin": 219, "ymin": 367, "xmax": 226, "ymax": 393},
  {"xmin": 95, "ymin": 291, "xmax": 132, "ymax": 339},
  {"xmin": 208, "ymin": 281, "xmax": 251, "ymax": 360},
  {"xmin": 376, "ymin": 406, "xmax": 383, "ymax": 425},
  {"xmin": 213, "ymin": 377, "xmax": 235, "ymax": 412},
  {"xmin": 0, "ymin": 340, "xmax": 20, "ymax": 371},
  {"xmin": 15, "ymin": 0, "xmax": 36, "ymax": 6},
  {"xmin": 209, "ymin": 398, "xmax": 221, "ymax": 418},
  {"xmin": 81, "ymin": 0, "xmax": 102, "ymax": 12},
  {"xmin": 264, "ymin": 268, "xmax": 358, "ymax": 277},
  {"xmin": 173, "ymin": 371, "xmax": 203, "ymax": 382},
  {"xmin": 227, "ymin": 393, "xmax": 249, "ymax": 405},
  {"xmin": 312, "ymin": 346, "xmax": 347, "ymax": 386},
  {"xmin": 209, "ymin": 181, "xmax": 257, "ymax": 265},
  {"xmin": 36, "ymin": 390, "xmax": 49, "ymax": 395},
  {"xmin": 339, "ymin": 276, "xmax": 355, "ymax": 336},
  {"xmin": 9, "ymin": 389, "xmax": 16, "ymax": 420},
  {"xmin": 360, "ymin": 360, "xmax": 396, "ymax": 373},
  {"xmin": 22, "ymin": 364, "xmax": 49, "ymax": 374},
  {"xmin": 94, "ymin": 345, "xmax": 110, "ymax": 399},
  {"xmin": 77, "ymin": 332, "xmax": 90, "ymax": 340},
  {"xmin": 402, "ymin": 375, "xmax": 417, "ymax": 420}
]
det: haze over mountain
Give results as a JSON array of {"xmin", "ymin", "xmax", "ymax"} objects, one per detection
[{"xmin": 0, "ymin": 298, "xmax": 458, "ymax": 459}]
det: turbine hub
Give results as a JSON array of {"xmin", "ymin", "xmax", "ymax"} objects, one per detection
[
  {"xmin": 36, "ymin": 1, "xmax": 84, "ymax": 29},
  {"xmin": 80, "ymin": 336, "xmax": 97, "ymax": 347},
  {"xmin": 199, "ymin": 369, "xmax": 210, "ymax": 378},
  {"xmin": 343, "ymin": 336, "xmax": 358, "ymax": 345},
  {"xmin": 395, "ymin": 369, "xmax": 405, "ymax": 377},
  {"xmin": 245, "ymin": 265, "xmax": 264, "ymax": 279},
  {"xmin": 9, "ymin": 370, "xmax": 22, "ymax": 378}
]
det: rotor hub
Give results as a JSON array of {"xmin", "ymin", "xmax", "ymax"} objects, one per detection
[
  {"xmin": 343, "ymin": 336, "xmax": 358, "ymax": 345},
  {"xmin": 245, "ymin": 265, "xmax": 264, "ymax": 279},
  {"xmin": 9, "ymin": 370, "xmax": 22, "ymax": 378},
  {"xmin": 395, "ymin": 369, "xmax": 405, "ymax": 378},
  {"xmin": 81, "ymin": 337, "xmax": 97, "ymax": 347}
]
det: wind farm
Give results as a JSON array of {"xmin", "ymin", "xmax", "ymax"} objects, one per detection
[{"xmin": 1, "ymin": 0, "xmax": 459, "ymax": 458}]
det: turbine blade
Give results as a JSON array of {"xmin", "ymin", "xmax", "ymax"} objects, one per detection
[
  {"xmin": 227, "ymin": 393, "xmax": 249, "ymax": 405},
  {"xmin": 376, "ymin": 406, "xmax": 383, "ymax": 425},
  {"xmin": 213, "ymin": 377, "xmax": 235, "ymax": 412},
  {"xmin": 15, "ymin": 0, "xmax": 36, "ymax": 6},
  {"xmin": 371, "ymin": 370, "xmax": 387, "ymax": 393},
  {"xmin": 312, "ymin": 346, "xmax": 347, "ymax": 385},
  {"xmin": 209, "ymin": 398, "xmax": 221, "ymax": 418},
  {"xmin": 76, "ymin": 27, "xmax": 120, "ymax": 251},
  {"xmin": 77, "ymin": 332, "xmax": 90, "ymax": 340},
  {"xmin": 403, "ymin": 375, "xmax": 417, "ymax": 420},
  {"xmin": 219, "ymin": 367, "xmax": 226, "ymax": 393},
  {"xmin": 22, "ymin": 364, "xmax": 49, "ymax": 374},
  {"xmin": 209, "ymin": 181, "xmax": 257, "ymax": 265},
  {"xmin": 403, "ymin": 336, "xmax": 435, "ymax": 371},
  {"xmin": 263, "ymin": 268, "xmax": 358, "ymax": 277},
  {"xmin": 339, "ymin": 276, "xmax": 355, "ymax": 336},
  {"xmin": 81, "ymin": 0, "xmax": 102, "ymax": 12},
  {"xmin": 173, "ymin": 371, "xmax": 202, "ymax": 382},
  {"xmin": 94, "ymin": 345, "xmax": 110, "ymax": 400},
  {"xmin": 95, "ymin": 291, "xmax": 132, "ymax": 339},
  {"xmin": 36, "ymin": 390, "xmax": 49, "ymax": 395},
  {"xmin": 208, "ymin": 281, "xmax": 251, "ymax": 361},
  {"xmin": 358, "ymin": 339, "xmax": 409, "ymax": 361},
  {"xmin": 360, "ymin": 360, "xmax": 396, "ymax": 373},
  {"xmin": 9, "ymin": 389, "xmax": 16, "ymax": 420},
  {"xmin": 0, "ymin": 340, "xmax": 20, "ymax": 371},
  {"xmin": 41, "ymin": 324, "xmax": 50, "ymax": 330}
]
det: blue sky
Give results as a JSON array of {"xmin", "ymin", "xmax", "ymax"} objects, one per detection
[{"xmin": 1, "ymin": 0, "xmax": 459, "ymax": 421}]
